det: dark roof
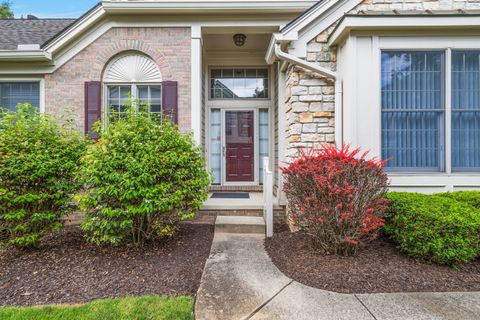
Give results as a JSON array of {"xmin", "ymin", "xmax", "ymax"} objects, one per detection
[
  {"xmin": 0, "ymin": 19, "xmax": 76, "ymax": 50},
  {"xmin": 281, "ymin": 0, "xmax": 327, "ymax": 33}
]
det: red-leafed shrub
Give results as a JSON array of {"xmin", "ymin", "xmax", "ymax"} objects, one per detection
[{"xmin": 281, "ymin": 145, "xmax": 390, "ymax": 255}]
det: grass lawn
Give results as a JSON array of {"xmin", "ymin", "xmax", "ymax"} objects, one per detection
[{"xmin": 0, "ymin": 295, "xmax": 193, "ymax": 320}]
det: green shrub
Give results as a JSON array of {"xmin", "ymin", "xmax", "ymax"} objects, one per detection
[
  {"xmin": 0, "ymin": 104, "xmax": 89, "ymax": 248},
  {"xmin": 77, "ymin": 106, "xmax": 211, "ymax": 246},
  {"xmin": 385, "ymin": 192, "xmax": 480, "ymax": 266},
  {"xmin": 438, "ymin": 191, "xmax": 480, "ymax": 210}
]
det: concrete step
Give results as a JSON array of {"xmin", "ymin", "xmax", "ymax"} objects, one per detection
[
  {"xmin": 199, "ymin": 208, "xmax": 286, "ymax": 224},
  {"xmin": 200, "ymin": 209, "xmax": 264, "ymax": 217},
  {"xmin": 215, "ymin": 216, "xmax": 265, "ymax": 235}
]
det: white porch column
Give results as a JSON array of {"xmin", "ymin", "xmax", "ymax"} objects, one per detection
[
  {"xmin": 277, "ymin": 66, "xmax": 287, "ymax": 206},
  {"xmin": 191, "ymin": 25, "xmax": 202, "ymax": 145}
]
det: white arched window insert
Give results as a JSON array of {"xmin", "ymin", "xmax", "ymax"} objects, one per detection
[{"xmin": 103, "ymin": 53, "xmax": 162, "ymax": 121}]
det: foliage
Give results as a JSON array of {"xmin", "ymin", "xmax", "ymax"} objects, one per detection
[
  {"xmin": 281, "ymin": 145, "xmax": 390, "ymax": 255},
  {"xmin": 0, "ymin": 104, "xmax": 89, "ymax": 247},
  {"xmin": 77, "ymin": 104, "xmax": 211, "ymax": 246},
  {"xmin": 0, "ymin": 295, "xmax": 193, "ymax": 320},
  {"xmin": 385, "ymin": 192, "xmax": 480, "ymax": 266},
  {"xmin": 0, "ymin": 1, "xmax": 13, "ymax": 19},
  {"xmin": 438, "ymin": 191, "xmax": 480, "ymax": 210}
]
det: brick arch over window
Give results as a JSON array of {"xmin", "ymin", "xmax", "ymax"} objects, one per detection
[{"xmin": 94, "ymin": 41, "xmax": 173, "ymax": 80}]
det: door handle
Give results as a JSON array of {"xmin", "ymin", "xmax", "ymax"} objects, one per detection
[{"xmin": 223, "ymin": 146, "xmax": 226, "ymax": 157}]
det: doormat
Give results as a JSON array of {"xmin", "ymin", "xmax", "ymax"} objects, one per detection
[{"xmin": 211, "ymin": 192, "xmax": 250, "ymax": 199}]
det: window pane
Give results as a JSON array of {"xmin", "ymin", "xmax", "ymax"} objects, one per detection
[
  {"xmin": 150, "ymin": 101, "xmax": 161, "ymax": 113},
  {"xmin": 381, "ymin": 51, "xmax": 445, "ymax": 172},
  {"xmin": 108, "ymin": 86, "xmax": 119, "ymax": 99},
  {"xmin": 222, "ymin": 69, "xmax": 233, "ymax": 78},
  {"xmin": 138, "ymin": 86, "xmax": 149, "ymax": 100},
  {"xmin": 107, "ymin": 85, "xmax": 131, "ymax": 121},
  {"xmin": 210, "ymin": 109, "xmax": 222, "ymax": 184},
  {"xmin": 210, "ymin": 68, "xmax": 269, "ymax": 99},
  {"xmin": 246, "ymin": 69, "xmax": 257, "ymax": 77},
  {"xmin": 259, "ymin": 109, "xmax": 269, "ymax": 184},
  {"xmin": 150, "ymin": 86, "xmax": 161, "ymax": 99},
  {"xmin": 120, "ymin": 86, "xmax": 131, "ymax": 99},
  {"xmin": 0, "ymin": 82, "xmax": 40, "ymax": 111},
  {"xmin": 136, "ymin": 85, "xmax": 162, "ymax": 117},
  {"xmin": 451, "ymin": 50, "xmax": 480, "ymax": 171}
]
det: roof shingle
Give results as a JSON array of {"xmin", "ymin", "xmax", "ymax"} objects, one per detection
[{"xmin": 0, "ymin": 19, "xmax": 75, "ymax": 50}]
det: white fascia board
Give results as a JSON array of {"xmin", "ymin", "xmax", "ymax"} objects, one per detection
[
  {"xmin": 329, "ymin": 15, "xmax": 480, "ymax": 46},
  {"xmin": 281, "ymin": 0, "xmax": 338, "ymax": 36},
  {"xmin": 0, "ymin": 50, "xmax": 52, "ymax": 61},
  {"xmin": 286, "ymin": 0, "xmax": 362, "ymax": 58},
  {"xmin": 265, "ymin": 33, "xmax": 283, "ymax": 64},
  {"xmin": 102, "ymin": 1, "xmax": 317, "ymax": 13},
  {"xmin": 43, "ymin": 5, "xmax": 107, "ymax": 53},
  {"xmin": 51, "ymin": 18, "xmax": 288, "ymax": 73}
]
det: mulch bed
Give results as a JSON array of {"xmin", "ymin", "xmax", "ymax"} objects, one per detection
[
  {"xmin": 0, "ymin": 223, "xmax": 214, "ymax": 307},
  {"xmin": 265, "ymin": 225, "xmax": 480, "ymax": 294}
]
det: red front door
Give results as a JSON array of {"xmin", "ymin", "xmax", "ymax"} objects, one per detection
[{"xmin": 225, "ymin": 111, "xmax": 254, "ymax": 182}]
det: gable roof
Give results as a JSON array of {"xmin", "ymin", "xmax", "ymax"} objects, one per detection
[{"xmin": 0, "ymin": 19, "xmax": 76, "ymax": 50}]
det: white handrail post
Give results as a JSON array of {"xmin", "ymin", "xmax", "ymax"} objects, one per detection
[{"xmin": 263, "ymin": 157, "xmax": 273, "ymax": 238}]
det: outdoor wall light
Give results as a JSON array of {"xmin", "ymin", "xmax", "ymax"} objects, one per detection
[{"xmin": 233, "ymin": 34, "xmax": 247, "ymax": 47}]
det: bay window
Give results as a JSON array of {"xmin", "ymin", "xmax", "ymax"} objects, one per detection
[
  {"xmin": 381, "ymin": 49, "xmax": 480, "ymax": 173},
  {"xmin": 0, "ymin": 82, "xmax": 40, "ymax": 111}
]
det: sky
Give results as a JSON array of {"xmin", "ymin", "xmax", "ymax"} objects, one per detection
[{"xmin": 11, "ymin": 0, "xmax": 99, "ymax": 19}]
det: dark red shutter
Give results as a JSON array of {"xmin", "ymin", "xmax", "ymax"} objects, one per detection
[
  {"xmin": 162, "ymin": 81, "xmax": 178, "ymax": 124},
  {"xmin": 84, "ymin": 81, "xmax": 102, "ymax": 139}
]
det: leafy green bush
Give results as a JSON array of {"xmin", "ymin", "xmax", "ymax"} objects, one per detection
[
  {"xmin": 77, "ymin": 106, "xmax": 211, "ymax": 246},
  {"xmin": 385, "ymin": 192, "xmax": 480, "ymax": 266},
  {"xmin": 0, "ymin": 104, "xmax": 89, "ymax": 248},
  {"xmin": 438, "ymin": 191, "xmax": 480, "ymax": 210}
]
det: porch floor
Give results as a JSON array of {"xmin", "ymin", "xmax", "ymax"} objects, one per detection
[{"xmin": 202, "ymin": 192, "xmax": 265, "ymax": 210}]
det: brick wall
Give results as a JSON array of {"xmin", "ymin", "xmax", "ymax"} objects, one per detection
[{"xmin": 44, "ymin": 27, "xmax": 191, "ymax": 132}]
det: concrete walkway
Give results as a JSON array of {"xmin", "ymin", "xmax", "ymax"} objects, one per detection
[{"xmin": 195, "ymin": 233, "xmax": 480, "ymax": 320}]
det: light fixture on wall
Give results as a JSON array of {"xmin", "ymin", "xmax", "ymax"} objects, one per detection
[{"xmin": 233, "ymin": 34, "xmax": 247, "ymax": 47}]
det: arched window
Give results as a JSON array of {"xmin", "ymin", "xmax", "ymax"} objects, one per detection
[{"xmin": 103, "ymin": 54, "xmax": 162, "ymax": 121}]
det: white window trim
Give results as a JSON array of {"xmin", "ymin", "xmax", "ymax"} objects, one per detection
[
  {"xmin": 376, "ymin": 36, "xmax": 480, "ymax": 175},
  {"xmin": 0, "ymin": 78, "xmax": 45, "ymax": 114}
]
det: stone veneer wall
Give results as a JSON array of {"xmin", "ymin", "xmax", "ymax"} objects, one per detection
[
  {"xmin": 285, "ymin": 66, "xmax": 336, "ymax": 162},
  {"xmin": 284, "ymin": 26, "xmax": 337, "ymax": 162},
  {"xmin": 353, "ymin": 0, "xmax": 480, "ymax": 11},
  {"xmin": 45, "ymin": 27, "xmax": 191, "ymax": 132}
]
